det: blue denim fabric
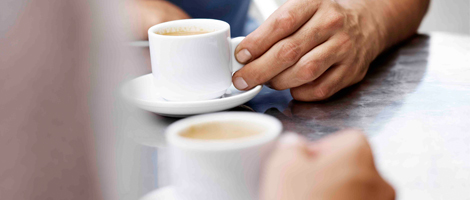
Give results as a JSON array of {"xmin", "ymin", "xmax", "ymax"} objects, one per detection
[{"xmin": 169, "ymin": 0, "xmax": 253, "ymax": 37}]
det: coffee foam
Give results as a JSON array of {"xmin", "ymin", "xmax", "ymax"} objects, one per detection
[
  {"xmin": 179, "ymin": 121, "xmax": 266, "ymax": 140},
  {"xmin": 155, "ymin": 26, "xmax": 216, "ymax": 35}
]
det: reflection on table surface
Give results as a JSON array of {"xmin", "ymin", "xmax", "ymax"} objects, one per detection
[{"xmin": 118, "ymin": 33, "xmax": 470, "ymax": 200}]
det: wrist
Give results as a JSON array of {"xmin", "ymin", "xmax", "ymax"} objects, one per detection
[{"xmin": 339, "ymin": 0, "xmax": 388, "ymax": 61}]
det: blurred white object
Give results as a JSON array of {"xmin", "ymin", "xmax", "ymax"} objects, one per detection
[
  {"xmin": 252, "ymin": 0, "xmax": 279, "ymax": 20},
  {"xmin": 140, "ymin": 187, "xmax": 175, "ymax": 200},
  {"xmin": 419, "ymin": 0, "xmax": 470, "ymax": 34}
]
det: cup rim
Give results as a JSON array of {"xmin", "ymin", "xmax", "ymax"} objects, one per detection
[
  {"xmin": 148, "ymin": 18, "xmax": 230, "ymax": 39},
  {"xmin": 166, "ymin": 112, "xmax": 282, "ymax": 151}
]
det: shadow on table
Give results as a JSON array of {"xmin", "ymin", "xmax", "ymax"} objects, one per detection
[{"xmin": 246, "ymin": 34, "xmax": 430, "ymax": 140}]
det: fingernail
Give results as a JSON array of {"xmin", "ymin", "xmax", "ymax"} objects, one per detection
[
  {"xmin": 234, "ymin": 77, "xmax": 248, "ymax": 90},
  {"xmin": 279, "ymin": 132, "xmax": 302, "ymax": 148},
  {"xmin": 236, "ymin": 49, "xmax": 252, "ymax": 63}
]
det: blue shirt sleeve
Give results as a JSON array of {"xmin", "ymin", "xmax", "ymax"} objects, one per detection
[{"xmin": 168, "ymin": 0, "xmax": 251, "ymax": 37}]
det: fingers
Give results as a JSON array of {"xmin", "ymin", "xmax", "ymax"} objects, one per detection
[
  {"xmin": 232, "ymin": 6, "xmax": 342, "ymax": 90},
  {"xmin": 309, "ymin": 129, "xmax": 375, "ymax": 173},
  {"xmin": 234, "ymin": 0, "xmax": 321, "ymax": 63},
  {"xmin": 261, "ymin": 132, "xmax": 311, "ymax": 200},
  {"xmin": 272, "ymin": 132, "xmax": 319, "ymax": 159},
  {"xmin": 266, "ymin": 130, "xmax": 395, "ymax": 200},
  {"xmin": 289, "ymin": 63, "xmax": 354, "ymax": 101},
  {"xmin": 269, "ymin": 34, "xmax": 350, "ymax": 90},
  {"xmin": 274, "ymin": 130, "xmax": 370, "ymax": 163},
  {"xmin": 312, "ymin": 129, "xmax": 369, "ymax": 154}
]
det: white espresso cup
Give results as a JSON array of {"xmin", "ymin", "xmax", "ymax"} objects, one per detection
[
  {"xmin": 148, "ymin": 19, "xmax": 245, "ymax": 101},
  {"xmin": 166, "ymin": 112, "xmax": 282, "ymax": 200}
]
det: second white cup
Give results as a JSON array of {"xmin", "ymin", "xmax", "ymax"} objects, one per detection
[
  {"xmin": 166, "ymin": 112, "xmax": 282, "ymax": 200},
  {"xmin": 148, "ymin": 19, "xmax": 245, "ymax": 101}
]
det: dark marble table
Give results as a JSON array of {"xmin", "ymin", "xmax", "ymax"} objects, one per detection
[{"xmin": 117, "ymin": 33, "xmax": 470, "ymax": 200}]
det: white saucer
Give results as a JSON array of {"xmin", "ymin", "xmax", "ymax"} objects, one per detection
[
  {"xmin": 140, "ymin": 187, "xmax": 176, "ymax": 200},
  {"xmin": 121, "ymin": 74, "xmax": 262, "ymax": 117}
]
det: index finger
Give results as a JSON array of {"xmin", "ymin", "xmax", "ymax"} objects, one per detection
[{"xmin": 234, "ymin": 0, "xmax": 321, "ymax": 63}]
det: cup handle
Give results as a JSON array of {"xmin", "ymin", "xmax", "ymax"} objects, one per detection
[{"xmin": 230, "ymin": 37, "xmax": 246, "ymax": 73}]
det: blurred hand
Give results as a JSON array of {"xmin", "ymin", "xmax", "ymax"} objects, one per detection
[
  {"xmin": 233, "ymin": 0, "xmax": 384, "ymax": 101},
  {"xmin": 261, "ymin": 130, "xmax": 395, "ymax": 200},
  {"xmin": 130, "ymin": 0, "xmax": 190, "ymax": 40}
]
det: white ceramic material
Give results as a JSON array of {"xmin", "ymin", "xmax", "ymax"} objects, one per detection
[
  {"xmin": 148, "ymin": 19, "xmax": 245, "ymax": 101},
  {"xmin": 140, "ymin": 187, "xmax": 177, "ymax": 200},
  {"xmin": 166, "ymin": 112, "xmax": 283, "ymax": 200},
  {"xmin": 121, "ymin": 74, "xmax": 262, "ymax": 117}
]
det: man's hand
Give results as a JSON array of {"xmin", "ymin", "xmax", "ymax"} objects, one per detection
[
  {"xmin": 233, "ymin": 0, "xmax": 429, "ymax": 101},
  {"xmin": 232, "ymin": 0, "xmax": 383, "ymax": 101},
  {"xmin": 261, "ymin": 130, "xmax": 395, "ymax": 200},
  {"xmin": 130, "ymin": 0, "xmax": 190, "ymax": 40}
]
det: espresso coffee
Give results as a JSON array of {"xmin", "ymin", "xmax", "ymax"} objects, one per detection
[
  {"xmin": 159, "ymin": 30, "xmax": 212, "ymax": 36},
  {"xmin": 180, "ymin": 121, "xmax": 265, "ymax": 140}
]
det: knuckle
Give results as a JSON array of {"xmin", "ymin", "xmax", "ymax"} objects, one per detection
[
  {"xmin": 239, "ymin": 66, "xmax": 268, "ymax": 85},
  {"xmin": 339, "ymin": 37, "xmax": 352, "ymax": 52},
  {"xmin": 268, "ymin": 80, "xmax": 287, "ymax": 91},
  {"xmin": 354, "ymin": 69, "xmax": 367, "ymax": 83},
  {"xmin": 239, "ymin": 34, "xmax": 261, "ymax": 53},
  {"xmin": 246, "ymin": 34, "xmax": 262, "ymax": 50},
  {"xmin": 297, "ymin": 59, "xmax": 322, "ymax": 81},
  {"xmin": 290, "ymin": 88, "xmax": 309, "ymax": 102},
  {"xmin": 312, "ymin": 86, "xmax": 331, "ymax": 100},
  {"xmin": 291, "ymin": 85, "xmax": 335, "ymax": 102},
  {"xmin": 277, "ymin": 41, "xmax": 302, "ymax": 63},
  {"xmin": 326, "ymin": 11, "xmax": 345, "ymax": 29},
  {"xmin": 310, "ymin": 84, "xmax": 334, "ymax": 100},
  {"xmin": 274, "ymin": 11, "xmax": 297, "ymax": 31},
  {"xmin": 348, "ymin": 62, "xmax": 368, "ymax": 84},
  {"xmin": 338, "ymin": 33, "xmax": 352, "ymax": 45},
  {"xmin": 251, "ymin": 71, "xmax": 267, "ymax": 85},
  {"xmin": 238, "ymin": 36, "xmax": 253, "ymax": 49}
]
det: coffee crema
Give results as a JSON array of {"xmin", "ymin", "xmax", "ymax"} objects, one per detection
[
  {"xmin": 180, "ymin": 121, "xmax": 265, "ymax": 140},
  {"xmin": 158, "ymin": 30, "xmax": 212, "ymax": 36}
]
